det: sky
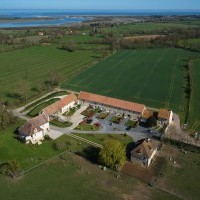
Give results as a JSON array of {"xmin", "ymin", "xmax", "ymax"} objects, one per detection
[{"xmin": 0, "ymin": 0, "xmax": 200, "ymax": 10}]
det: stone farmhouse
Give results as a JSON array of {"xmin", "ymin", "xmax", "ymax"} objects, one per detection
[
  {"xmin": 18, "ymin": 114, "xmax": 49, "ymax": 144},
  {"xmin": 18, "ymin": 91, "xmax": 174, "ymax": 145},
  {"xmin": 18, "ymin": 93, "xmax": 77, "ymax": 144},
  {"xmin": 78, "ymin": 91, "xmax": 146, "ymax": 119},
  {"xmin": 130, "ymin": 138, "xmax": 158, "ymax": 167},
  {"xmin": 41, "ymin": 93, "xmax": 78, "ymax": 117}
]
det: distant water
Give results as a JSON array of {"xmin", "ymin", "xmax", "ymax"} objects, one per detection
[{"xmin": 0, "ymin": 9, "xmax": 200, "ymax": 28}]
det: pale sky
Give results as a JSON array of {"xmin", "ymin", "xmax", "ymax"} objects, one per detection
[{"xmin": 0, "ymin": 0, "xmax": 200, "ymax": 10}]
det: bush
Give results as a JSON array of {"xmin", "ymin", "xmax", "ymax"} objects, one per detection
[
  {"xmin": 0, "ymin": 160, "xmax": 21, "ymax": 178},
  {"xmin": 53, "ymin": 140, "xmax": 66, "ymax": 151},
  {"xmin": 44, "ymin": 135, "xmax": 52, "ymax": 141}
]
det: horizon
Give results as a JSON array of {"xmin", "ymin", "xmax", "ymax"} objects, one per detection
[{"xmin": 1, "ymin": 0, "xmax": 200, "ymax": 10}]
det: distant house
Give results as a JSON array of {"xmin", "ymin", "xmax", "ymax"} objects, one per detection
[
  {"xmin": 131, "ymin": 138, "xmax": 157, "ymax": 167},
  {"xmin": 42, "ymin": 93, "xmax": 78, "ymax": 117},
  {"xmin": 78, "ymin": 91, "xmax": 146, "ymax": 117},
  {"xmin": 157, "ymin": 109, "xmax": 173, "ymax": 126},
  {"xmin": 18, "ymin": 114, "xmax": 49, "ymax": 144},
  {"xmin": 38, "ymin": 32, "xmax": 44, "ymax": 36}
]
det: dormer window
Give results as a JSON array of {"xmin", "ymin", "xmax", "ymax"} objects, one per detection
[{"xmin": 34, "ymin": 128, "xmax": 37, "ymax": 133}]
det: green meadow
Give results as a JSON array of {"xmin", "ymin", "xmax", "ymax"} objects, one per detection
[
  {"xmin": 0, "ymin": 44, "xmax": 100, "ymax": 103},
  {"xmin": 62, "ymin": 48, "xmax": 198, "ymax": 120}
]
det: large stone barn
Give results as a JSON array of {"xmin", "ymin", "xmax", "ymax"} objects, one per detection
[
  {"xmin": 41, "ymin": 93, "xmax": 78, "ymax": 117},
  {"xmin": 78, "ymin": 91, "xmax": 146, "ymax": 118}
]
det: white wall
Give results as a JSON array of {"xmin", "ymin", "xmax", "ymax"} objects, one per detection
[
  {"xmin": 147, "ymin": 148, "xmax": 157, "ymax": 167},
  {"xmin": 25, "ymin": 130, "xmax": 44, "ymax": 144},
  {"xmin": 169, "ymin": 111, "xmax": 173, "ymax": 124},
  {"xmin": 39, "ymin": 122, "xmax": 50, "ymax": 133},
  {"xmin": 61, "ymin": 101, "xmax": 76, "ymax": 114}
]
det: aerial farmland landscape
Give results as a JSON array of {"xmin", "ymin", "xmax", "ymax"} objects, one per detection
[{"xmin": 0, "ymin": 1, "xmax": 200, "ymax": 200}]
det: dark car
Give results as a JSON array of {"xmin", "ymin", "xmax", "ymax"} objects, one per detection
[
  {"xmin": 126, "ymin": 126, "xmax": 132, "ymax": 131},
  {"xmin": 86, "ymin": 119, "xmax": 93, "ymax": 124},
  {"xmin": 147, "ymin": 129, "xmax": 152, "ymax": 133}
]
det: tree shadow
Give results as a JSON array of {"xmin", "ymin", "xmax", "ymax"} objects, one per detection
[
  {"xmin": 126, "ymin": 142, "xmax": 136, "ymax": 160},
  {"xmin": 6, "ymin": 92, "xmax": 22, "ymax": 100},
  {"xmin": 76, "ymin": 146, "xmax": 100, "ymax": 164}
]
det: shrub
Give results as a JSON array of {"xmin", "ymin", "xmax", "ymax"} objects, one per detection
[
  {"xmin": 53, "ymin": 140, "xmax": 66, "ymax": 151},
  {"xmin": 0, "ymin": 160, "xmax": 21, "ymax": 178}
]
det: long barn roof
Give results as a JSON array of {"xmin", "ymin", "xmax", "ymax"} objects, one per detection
[
  {"xmin": 78, "ymin": 91, "xmax": 145, "ymax": 114},
  {"xmin": 42, "ymin": 93, "xmax": 77, "ymax": 116}
]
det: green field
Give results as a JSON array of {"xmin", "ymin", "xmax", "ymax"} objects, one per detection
[
  {"xmin": 178, "ymin": 38, "xmax": 200, "ymax": 51},
  {"xmin": 102, "ymin": 22, "xmax": 200, "ymax": 35},
  {"xmin": 62, "ymin": 49, "xmax": 198, "ymax": 118},
  {"xmin": 189, "ymin": 59, "xmax": 200, "ymax": 131},
  {"xmin": 0, "ymin": 153, "xmax": 179, "ymax": 200},
  {"xmin": 157, "ymin": 145, "xmax": 200, "ymax": 200},
  {"xmin": 0, "ymin": 44, "xmax": 100, "ymax": 104}
]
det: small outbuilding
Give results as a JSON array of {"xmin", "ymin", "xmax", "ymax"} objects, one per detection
[
  {"xmin": 131, "ymin": 138, "xmax": 158, "ymax": 167},
  {"xmin": 157, "ymin": 109, "xmax": 173, "ymax": 126}
]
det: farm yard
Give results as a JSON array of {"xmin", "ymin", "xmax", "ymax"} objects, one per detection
[
  {"xmin": 62, "ymin": 48, "xmax": 198, "ymax": 120},
  {"xmin": 0, "ymin": 44, "xmax": 100, "ymax": 104}
]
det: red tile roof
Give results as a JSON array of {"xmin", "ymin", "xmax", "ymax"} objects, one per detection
[
  {"xmin": 142, "ymin": 109, "xmax": 153, "ymax": 119},
  {"xmin": 158, "ymin": 109, "xmax": 171, "ymax": 120},
  {"xmin": 78, "ymin": 91, "xmax": 145, "ymax": 114},
  {"xmin": 43, "ymin": 93, "xmax": 77, "ymax": 116},
  {"xmin": 18, "ymin": 114, "xmax": 48, "ymax": 136}
]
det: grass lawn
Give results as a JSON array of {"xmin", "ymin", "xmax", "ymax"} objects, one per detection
[
  {"xmin": 0, "ymin": 44, "xmax": 100, "ymax": 104},
  {"xmin": 75, "ymin": 124, "xmax": 100, "ymax": 131},
  {"xmin": 0, "ymin": 121, "xmax": 62, "ymax": 170},
  {"xmin": 110, "ymin": 116, "xmax": 123, "ymax": 124},
  {"xmin": 27, "ymin": 98, "xmax": 59, "ymax": 117},
  {"xmin": 62, "ymin": 48, "xmax": 199, "ymax": 122},
  {"xmin": 156, "ymin": 145, "xmax": 200, "ymax": 200},
  {"xmin": 125, "ymin": 120, "xmax": 137, "ymax": 127},
  {"xmin": 81, "ymin": 106, "xmax": 98, "ymax": 117},
  {"xmin": 97, "ymin": 112, "xmax": 109, "ymax": 119},
  {"xmin": 73, "ymin": 133, "xmax": 133, "ymax": 146},
  {"xmin": 66, "ymin": 107, "xmax": 76, "ymax": 116},
  {"xmin": 24, "ymin": 91, "xmax": 68, "ymax": 111},
  {"xmin": 0, "ymin": 122, "xmax": 184, "ymax": 200},
  {"xmin": 50, "ymin": 119, "xmax": 72, "ymax": 128},
  {"xmin": 0, "ymin": 151, "xmax": 179, "ymax": 200}
]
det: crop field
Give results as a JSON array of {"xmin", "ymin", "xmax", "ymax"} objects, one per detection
[
  {"xmin": 0, "ymin": 44, "xmax": 100, "ymax": 103},
  {"xmin": 102, "ymin": 22, "xmax": 200, "ymax": 35},
  {"xmin": 189, "ymin": 59, "xmax": 200, "ymax": 131},
  {"xmin": 63, "ymin": 49, "xmax": 198, "ymax": 118}
]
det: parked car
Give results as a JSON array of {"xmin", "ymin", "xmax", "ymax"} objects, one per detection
[
  {"xmin": 147, "ymin": 129, "xmax": 152, "ymax": 133},
  {"xmin": 86, "ymin": 119, "xmax": 93, "ymax": 124},
  {"xmin": 109, "ymin": 123, "xmax": 113, "ymax": 126},
  {"xmin": 126, "ymin": 126, "xmax": 132, "ymax": 131},
  {"xmin": 94, "ymin": 123, "xmax": 101, "ymax": 127}
]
